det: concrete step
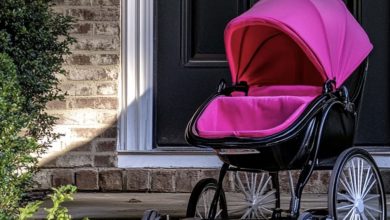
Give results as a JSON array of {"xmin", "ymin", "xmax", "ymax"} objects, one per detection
[{"xmin": 33, "ymin": 193, "xmax": 390, "ymax": 219}]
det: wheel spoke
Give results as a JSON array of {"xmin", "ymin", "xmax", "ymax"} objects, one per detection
[
  {"xmin": 241, "ymin": 206, "xmax": 252, "ymax": 219},
  {"xmin": 195, "ymin": 208, "xmax": 203, "ymax": 219},
  {"xmin": 365, "ymin": 209, "xmax": 377, "ymax": 220},
  {"xmin": 340, "ymin": 177, "xmax": 355, "ymax": 199},
  {"xmin": 205, "ymin": 191, "xmax": 210, "ymax": 216},
  {"xmin": 352, "ymin": 159, "xmax": 358, "ymax": 197},
  {"xmin": 236, "ymin": 172, "xmax": 251, "ymax": 199},
  {"xmin": 256, "ymin": 172, "xmax": 266, "ymax": 196},
  {"xmin": 254, "ymin": 190, "xmax": 276, "ymax": 205},
  {"xmin": 361, "ymin": 168, "xmax": 373, "ymax": 199},
  {"xmin": 361, "ymin": 179, "xmax": 376, "ymax": 199},
  {"xmin": 229, "ymin": 205, "xmax": 249, "ymax": 214},
  {"xmin": 245, "ymin": 172, "xmax": 251, "ymax": 194},
  {"xmin": 337, "ymin": 192, "xmax": 355, "ymax": 203},
  {"xmin": 253, "ymin": 173, "xmax": 257, "ymax": 196},
  {"xmin": 215, "ymin": 209, "xmax": 223, "ymax": 218},
  {"xmin": 363, "ymin": 194, "xmax": 380, "ymax": 202},
  {"xmin": 258, "ymin": 176, "xmax": 272, "ymax": 199},
  {"xmin": 347, "ymin": 165, "xmax": 356, "ymax": 197},
  {"xmin": 258, "ymin": 198, "xmax": 277, "ymax": 207},
  {"xmin": 365, "ymin": 205, "xmax": 382, "ymax": 214},
  {"xmin": 259, "ymin": 206, "xmax": 273, "ymax": 213},
  {"xmin": 342, "ymin": 206, "xmax": 354, "ymax": 220},
  {"xmin": 360, "ymin": 212, "xmax": 368, "ymax": 220},
  {"xmin": 257, "ymin": 207, "xmax": 267, "ymax": 219},
  {"xmin": 358, "ymin": 159, "xmax": 363, "ymax": 197},
  {"xmin": 337, "ymin": 204, "xmax": 354, "ymax": 210}
]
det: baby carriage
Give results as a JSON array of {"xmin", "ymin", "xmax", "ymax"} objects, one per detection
[{"xmin": 184, "ymin": 0, "xmax": 387, "ymax": 219}]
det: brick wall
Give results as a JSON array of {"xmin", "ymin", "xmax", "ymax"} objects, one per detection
[
  {"xmin": 34, "ymin": 1, "xmax": 390, "ymax": 194},
  {"xmin": 35, "ymin": 0, "xmax": 120, "ymax": 190}
]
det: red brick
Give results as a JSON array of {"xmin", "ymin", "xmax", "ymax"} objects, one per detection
[
  {"xmin": 64, "ymin": 0, "xmax": 92, "ymax": 6},
  {"xmin": 97, "ymin": 82, "xmax": 117, "ymax": 95},
  {"xmin": 66, "ymin": 54, "xmax": 119, "ymax": 65},
  {"xmin": 70, "ymin": 23, "xmax": 93, "ymax": 34},
  {"xmin": 71, "ymin": 37, "xmax": 119, "ymax": 51},
  {"xmin": 75, "ymin": 169, "xmax": 98, "ymax": 190},
  {"xmin": 46, "ymin": 100, "xmax": 67, "ymax": 110},
  {"xmin": 65, "ymin": 66, "xmax": 118, "ymax": 81},
  {"xmin": 67, "ymin": 54, "xmax": 92, "ymax": 65},
  {"xmin": 98, "ymin": 127, "xmax": 117, "ymax": 138},
  {"xmin": 175, "ymin": 169, "xmax": 200, "ymax": 192},
  {"xmin": 95, "ymin": 140, "xmax": 116, "ymax": 152},
  {"xmin": 71, "ymin": 127, "xmax": 116, "ymax": 138},
  {"xmin": 65, "ymin": 8, "xmax": 119, "ymax": 21},
  {"xmin": 125, "ymin": 170, "xmax": 150, "ymax": 191},
  {"xmin": 70, "ymin": 142, "xmax": 93, "ymax": 152},
  {"xmin": 97, "ymin": 112, "xmax": 117, "ymax": 124},
  {"xmin": 51, "ymin": 169, "xmax": 74, "ymax": 187},
  {"xmin": 33, "ymin": 169, "xmax": 53, "ymax": 190},
  {"xmin": 94, "ymin": 97, "xmax": 118, "ymax": 109},
  {"xmin": 150, "ymin": 169, "xmax": 175, "ymax": 192},
  {"xmin": 99, "ymin": 170, "xmax": 123, "ymax": 191},
  {"xmin": 92, "ymin": 0, "xmax": 120, "ymax": 6},
  {"xmin": 56, "ymin": 155, "xmax": 93, "ymax": 168},
  {"xmin": 94, "ymin": 155, "xmax": 116, "ymax": 167},
  {"xmin": 94, "ymin": 23, "xmax": 120, "ymax": 36},
  {"xmin": 68, "ymin": 97, "xmax": 95, "ymax": 109},
  {"xmin": 68, "ymin": 97, "xmax": 118, "ymax": 109}
]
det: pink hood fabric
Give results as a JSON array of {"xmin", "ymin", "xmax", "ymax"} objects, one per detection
[
  {"xmin": 225, "ymin": 0, "xmax": 373, "ymax": 88},
  {"xmin": 196, "ymin": 0, "xmax": 372, "ymax": 139}
]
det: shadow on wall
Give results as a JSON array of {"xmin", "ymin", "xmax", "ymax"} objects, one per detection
[
  {"xmin": 34, "ymin": 90, "xmax": 154, "ymax": 192},
  {"xmin": 35, "ymin": 92, "xmax": 120, "ymax": 191},
  {"xmin": 32, "ymin": 90, "xmax": 354, "ymax": 195}
]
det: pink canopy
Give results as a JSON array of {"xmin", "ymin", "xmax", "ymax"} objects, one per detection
[{"xmin": 225, "ymin": 0, "xmax": 373, "ymax": 88}]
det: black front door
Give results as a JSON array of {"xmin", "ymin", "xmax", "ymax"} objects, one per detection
[
  {"xmin": 155, "ymin": 0, "xmax": 257, "ymax": 147},
  {"xmin": 155, "ymin": 0, "xmax": 390, "ymax": 148},
  {"xmin": 356, "ymin": 0, "xmax": 390, "ymax": 146}
]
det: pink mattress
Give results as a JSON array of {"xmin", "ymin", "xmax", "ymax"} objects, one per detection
[{"xmin": 196, "ymin": 85, "xmax": 322, "ymax": 138}]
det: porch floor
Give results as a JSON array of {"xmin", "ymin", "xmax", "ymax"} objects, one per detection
[{"xmin": 33, "ymin": 193, "xmax": 390, "ymax": 219}]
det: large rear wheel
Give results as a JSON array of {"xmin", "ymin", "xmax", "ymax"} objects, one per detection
[
  {"xmin": 328, "ymin": 148, "xmax": 386, "ymax": 220},
  {"xmin": 186, "ymin": 178, "xmax": 228, "ymax": 219}
]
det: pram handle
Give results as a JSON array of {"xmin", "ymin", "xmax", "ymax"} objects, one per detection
[
  {"xmin": 218, "ymin": 80, "xmax": 249, "ymax": 96},
  {"xmin": 323, "ymin": 79, "xmax": 336, "ymax": 93}
]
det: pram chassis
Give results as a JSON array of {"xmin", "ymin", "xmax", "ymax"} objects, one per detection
[
  {"xmin": 184, "ymin": 0, "xmax": 387, "ymax": 218},
  {"xmin": 185, "ymin": 58, "xmax": 387, "ymax": 219}
]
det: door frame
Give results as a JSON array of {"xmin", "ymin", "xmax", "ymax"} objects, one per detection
[{"xmin": 118, "ymin": 0, "xmax": 220, "ymax": 168}]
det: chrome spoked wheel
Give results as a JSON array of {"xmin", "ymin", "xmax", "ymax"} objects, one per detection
[
  {"xmin": 329, "ymin": 148, "xmax": 386, "ymax": 220},
  {"xmin": 186, "ymin": 178, "xmax": 228, "ymax": 219},
  {"xmin": 229, "ymin": 171, "xmax": 278, "ymax": 219}
]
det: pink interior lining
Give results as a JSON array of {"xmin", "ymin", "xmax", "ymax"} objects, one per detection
[
  {"xmin": 228, "ymin": 25, "xmax": 325, "ymax": 86},
  {"xmin": 196, "ymin": 85, "xmax": 321, "ymax": 138}
]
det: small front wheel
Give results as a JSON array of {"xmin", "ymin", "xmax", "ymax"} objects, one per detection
[
  {"xmin": 186, "ymin": 178, "xmax": 228, "ymax": 219},
  {"xmin": 328, "ymin": 148, "xmax": 386, "ymax": 220}
]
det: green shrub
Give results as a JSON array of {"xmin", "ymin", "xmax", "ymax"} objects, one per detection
[
  {"xmin": 0, "ymin": 0, "xmax": 75, "ymax": 143},
  {"xmin": 0, "ymin": 53, "xmax": 39, "ymax": 219},
  {"xmin": 18, "ymin": 185, "xmax": 82, "ymax": 220},
  {"xmin": 0, "ymin": 0, "xmax": 74, "ymax": 218}
]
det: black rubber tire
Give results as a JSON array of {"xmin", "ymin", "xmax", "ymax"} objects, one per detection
[
  {"xmin": 186, "ymin": 178, "xmax": 228, "ymax": 219},
  {"xmin": 328, "ymin": 147, "xmax": 387, "ymax": 220}
]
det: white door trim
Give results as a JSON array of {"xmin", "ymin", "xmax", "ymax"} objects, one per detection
[
  {"xmin": 119, "ymin": 0, "xmax": 154, "ymax": 151},
  {"xmin": 118, "ymin": 0, "xmax": 222, "ymax": 168}
]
